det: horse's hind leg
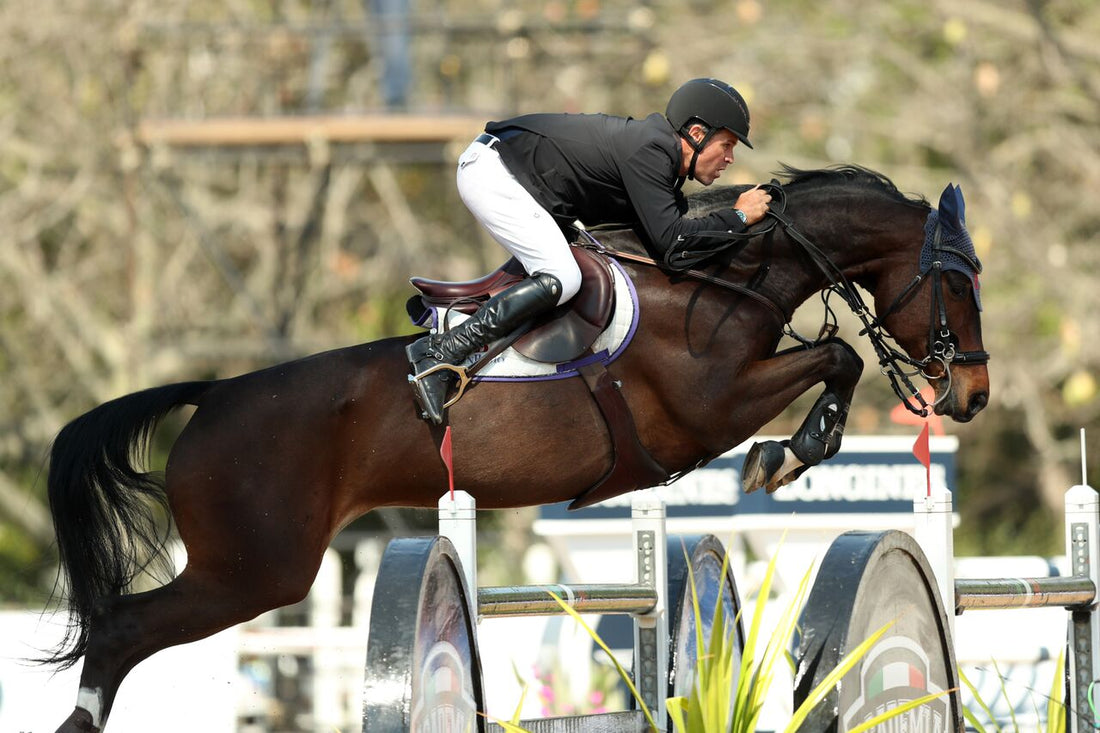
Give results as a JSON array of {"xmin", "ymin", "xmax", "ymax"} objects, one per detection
[{"xmin": 55, "ymin": 548, "xmax": 325, "ymax": 732}]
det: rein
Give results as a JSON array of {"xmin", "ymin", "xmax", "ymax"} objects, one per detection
[
  {"xmin": 584, "ymin": 245, "xmax": 791, "ymax": 324},
  {"xmin": 589, "ymin": 180, "xmax": 988, "ymax": 418}
]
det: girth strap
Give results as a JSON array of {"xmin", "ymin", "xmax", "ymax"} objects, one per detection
[{"xmin": 567, "ymin": 359, "xmax": 669, "ymax": 510}]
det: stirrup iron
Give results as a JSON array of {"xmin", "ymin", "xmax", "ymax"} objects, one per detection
[{"xmin": 407, "ymin": 362, "xmax": 472, "ymax": 410}]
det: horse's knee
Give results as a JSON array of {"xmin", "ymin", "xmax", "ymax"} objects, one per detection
[
  {"xmin": 814, "ymin": 336, "xmax": 862, "ymax": 383},
  {"xmin": 827, "ymin": 338, "xmax": 862, "ymax": 372}
]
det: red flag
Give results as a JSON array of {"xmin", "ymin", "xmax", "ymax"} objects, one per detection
[
  {"xmin": 912, "ymin": 422, "xmax": 931, "ymax": 497},
  {"xmin": 889, "ymin": 387, "xmax": 946, "ymax": 436},
  {"xmin": 440, "ymin": 426, "xmax": 455, "ymax": 500}
]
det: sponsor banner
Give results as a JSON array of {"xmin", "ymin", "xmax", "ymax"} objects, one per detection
[{"xmin": 538, "ymin": 435, "xmax": 956, "ymax": 521}]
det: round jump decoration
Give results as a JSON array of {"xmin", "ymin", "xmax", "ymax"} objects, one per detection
[
  {"xmin": 363, "ymin": 536, "xmax": 485, "ymax": 732},
  {"xmin": 666, "ymin": 534, "xmax": 746, "ymax": 700},
  {"xmin": 794, "ymin": 529, "xmax": 963, "ymax": 731}
]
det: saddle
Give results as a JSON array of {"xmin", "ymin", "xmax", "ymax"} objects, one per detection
[
  {"xmin": 406, "ymin": 245, "xmax": 615, "ymax": 363},
  {"xmin": 407, "ymin": 242, "xmax": 668, "ymax": 511}
]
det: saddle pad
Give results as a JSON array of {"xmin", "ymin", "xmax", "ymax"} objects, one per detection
[{"xmin": 424, "ymin": 258, "xmax": 638, "ymax": 381}]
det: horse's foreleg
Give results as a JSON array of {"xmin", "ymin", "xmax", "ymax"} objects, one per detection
[
  {"xmin": 733, "ymin": 340, "xmax": 863, "ymax": 492},
  {"xmin": 54, "ymin": 551, "xmax": 325, "ymax": 732}
]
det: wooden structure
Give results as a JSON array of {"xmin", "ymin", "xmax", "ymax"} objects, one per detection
[{"xmin": 135, "ymin": 113, "xmax": 486, "ymax": 148}]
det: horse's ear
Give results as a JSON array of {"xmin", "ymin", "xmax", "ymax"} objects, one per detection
[{"xmin": 938, "ymin": 183, "xmax": 966, "ymax": 231}]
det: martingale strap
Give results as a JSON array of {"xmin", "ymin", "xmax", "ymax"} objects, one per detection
[{"xmin": 567, "ymin": 356, "xmax": 669, "ymax": 510}]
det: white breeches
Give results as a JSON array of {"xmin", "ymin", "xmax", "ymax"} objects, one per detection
[{"xmin": 455, "ymin": 140, "xmax": 581, "ymax": 306}]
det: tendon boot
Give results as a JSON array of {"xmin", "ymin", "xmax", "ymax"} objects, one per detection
[
  {"xmin": 406, "ymin": 272, "xmax": 563, "ymax": 424},
  {"xmin": 789, "ymin": 389, "xmax": 848, "ymax": 465}
]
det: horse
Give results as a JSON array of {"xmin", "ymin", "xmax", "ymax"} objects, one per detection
[{"xmin": 44, "ymin": 165, "xmax": 989, "ymax": 732}]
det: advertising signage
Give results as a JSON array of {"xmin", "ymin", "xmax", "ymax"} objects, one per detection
[{"xmin": 537, "ymin": 435, "xmax": 956, "ymax": 522}]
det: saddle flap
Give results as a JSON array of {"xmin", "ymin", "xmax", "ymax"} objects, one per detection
[
  {"xmin": 512, "ymin": 247, "xmax": 615, "ymax": 362},
  {"xmin": 408, "ymin": 245, "xmax": 617, "ymax": 364}
]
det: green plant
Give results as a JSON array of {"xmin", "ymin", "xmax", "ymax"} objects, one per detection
[
  {"xmin": 546, "ymin": 589, "xmax": 662, "ymax": 730},
  {"xmin": 668, "ymin": 541, "xmax": 949, "ymax": 733},
  {"xmin": 501, "ymin": 539, "xmax": 953, "ymax": 733},
  {"xmin": 960, "ymin": 651, "xmax": 1066, "ymax": 733}
]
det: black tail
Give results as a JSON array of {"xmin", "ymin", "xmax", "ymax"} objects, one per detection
[{"xmin": 44, "ymin": 380, "xmax": 211, "ymax": 669}]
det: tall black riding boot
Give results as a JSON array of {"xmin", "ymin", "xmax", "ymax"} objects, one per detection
[{"xmin": 406, "ymin": 272, "xmax": 563, "ymax": 424}]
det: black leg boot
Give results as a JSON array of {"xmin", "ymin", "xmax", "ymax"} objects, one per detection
[
  {"xmin": 407, "ymin": 273, "xmax": 562, "ymax": 424},
  {"xmin": 788, "ymin": 389, "xmax": 848, "ymax": 465}
]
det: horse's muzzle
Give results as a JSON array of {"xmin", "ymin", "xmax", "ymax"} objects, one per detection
[{"xmin": 936, "ymin": 387, "xmax": 988, "ymax": 422}]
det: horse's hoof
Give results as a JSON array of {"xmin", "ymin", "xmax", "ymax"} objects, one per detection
[
  {"xmin": 741, "ymin": 440, "xmax": 786, "ymax": 493},
  {"xmin": 55, "ymin": 708, "xmax": 100, "ymax": 733}
]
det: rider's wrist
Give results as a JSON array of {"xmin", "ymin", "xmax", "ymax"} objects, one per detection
[{"xmin": 734, "ymin": 208, "xmax": 747, "ymax": 224}]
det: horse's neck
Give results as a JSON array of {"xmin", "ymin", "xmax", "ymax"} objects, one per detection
[
  {"xmin": 597, "ymin": 192, "xmax": 922, "ymax": 319},
  {"xmin": 773, "ymin": 194, "xmax": 923, "ymax": 294}
]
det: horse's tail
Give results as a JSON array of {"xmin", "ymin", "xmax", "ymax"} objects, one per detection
[{"xmin": 44, "ymin": 380, "xmax": 211, "ymax": 669}]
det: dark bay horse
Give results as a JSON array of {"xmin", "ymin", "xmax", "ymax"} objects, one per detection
[{"xmin": 46, "ymin": 165, "xmax": 989, "ymax": 732}]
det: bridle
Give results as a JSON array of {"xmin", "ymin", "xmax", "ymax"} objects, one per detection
[
  {"xmin": 763, "ymin": 184, "xmax": 989, "ymax": 417},
  {"xmin": 872, "ymin": 213, "xmax": 990, "ymax": 414},
  {"xmin": 590, "ymin": 181, "xmax": 989, "ymax": 418}
]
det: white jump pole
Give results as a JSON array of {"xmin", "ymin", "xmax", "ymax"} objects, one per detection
[
  {"xmin": 631, "ymin": 490, "xmax": 669, "ymax": 731},
  {"xmin": 913, "ymin": 487, "xmax": 956, "ymax": 639},
  {"xmin": 1065, "ymin": 432, "xmax": 1099, "ymax": 731},
  {"xmin": 439, "ymin": 490, "xmax": 478, "ymax": 613}
]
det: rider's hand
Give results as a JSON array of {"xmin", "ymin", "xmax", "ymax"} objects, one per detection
[{"xmin": 733, "ymin": 185, "xmax": 772, "ymax": 226}]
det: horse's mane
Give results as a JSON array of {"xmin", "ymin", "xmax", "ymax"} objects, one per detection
[{"xmin": 687, "ymin": 163, "xmax": 929, "ymax": 216}]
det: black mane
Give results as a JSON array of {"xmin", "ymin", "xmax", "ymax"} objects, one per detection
[{"xmin": 687, "ymin": 163, "xmax": 928, "ymax": 216}]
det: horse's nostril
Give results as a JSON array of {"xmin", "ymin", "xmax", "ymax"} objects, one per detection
[{"xmin": 969, "ymin": 391, "xmax": 989, "ymax": 415}]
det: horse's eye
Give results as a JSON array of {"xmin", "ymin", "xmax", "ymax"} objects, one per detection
[{"xmin": 944, "ymin": 271, "xmax": 970, "ymax": 298}]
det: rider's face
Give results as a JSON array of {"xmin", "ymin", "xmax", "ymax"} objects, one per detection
[{"xmin": 681, "ymin": 126, "xmax": 739, "ymax": 186}]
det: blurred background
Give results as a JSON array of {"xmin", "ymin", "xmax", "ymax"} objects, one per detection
[{"xmin": 0, "ymin": 0, "xmax": 1097, "ymax": 729}]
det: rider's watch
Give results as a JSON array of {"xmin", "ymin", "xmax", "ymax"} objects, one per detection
[{"xmin": 734, "ymin": 209, "xmax": 747, "ymax": 224}]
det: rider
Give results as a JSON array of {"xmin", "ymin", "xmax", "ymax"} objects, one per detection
[{"xmin": 407, "ymin": 78, "xmax": 773, "ymax": 424}]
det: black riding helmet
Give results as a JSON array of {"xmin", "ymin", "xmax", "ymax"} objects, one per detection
[{"xmin": 666, "ymin": 78, "xmax": 752, "ymax": 181}]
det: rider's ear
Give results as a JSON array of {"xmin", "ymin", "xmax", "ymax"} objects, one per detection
[{"xmin": 688, "ymin": 123, "xmax": 708, "ymax": 145}]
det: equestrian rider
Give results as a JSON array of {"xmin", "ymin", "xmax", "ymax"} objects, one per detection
[{"xmin": 407, "ymin": 78, "xmax": 773, "ymax": 424}]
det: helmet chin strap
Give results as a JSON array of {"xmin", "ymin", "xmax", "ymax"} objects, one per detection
[{"xmin": 682, "ymin": 127, "xmax": 717, "ymax": 181}]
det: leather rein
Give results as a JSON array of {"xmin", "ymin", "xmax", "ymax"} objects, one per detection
[{"xmin": 585, "ymin": 182, "xmax": 989, "ymax": 417}]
